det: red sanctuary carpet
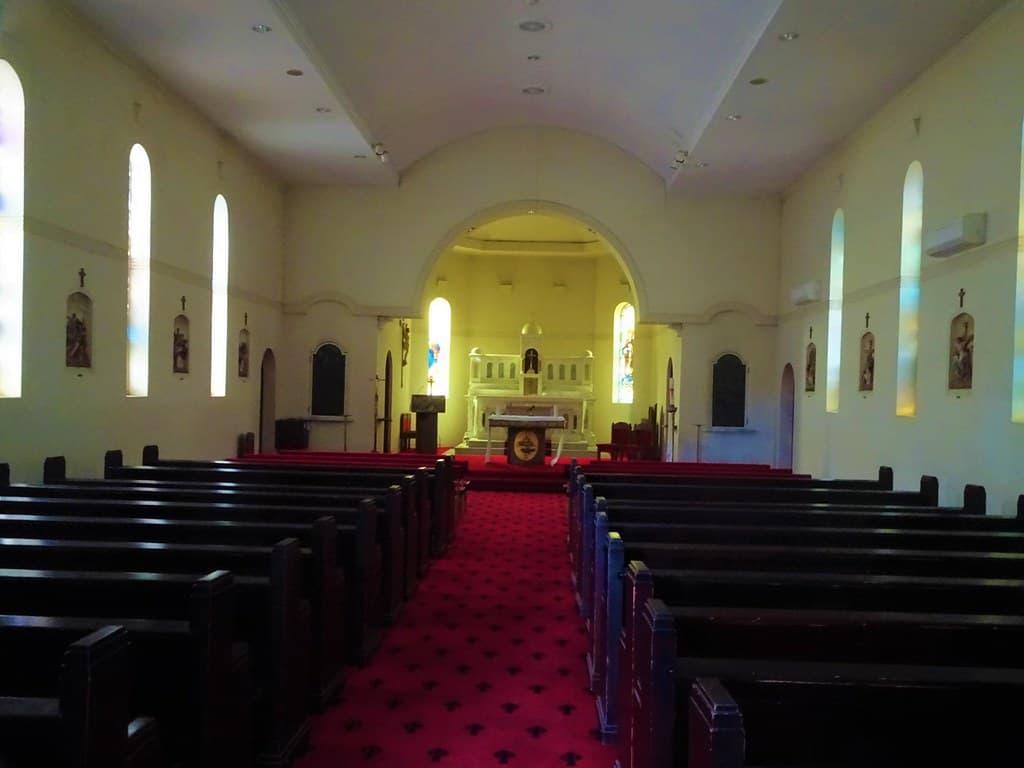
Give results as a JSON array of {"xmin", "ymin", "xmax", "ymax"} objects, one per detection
[{"xmin": 294, "ymin": 491, "xmax": 615, "ymax": 768}]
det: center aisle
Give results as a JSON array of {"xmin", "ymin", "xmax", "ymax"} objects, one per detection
[{"xmin": 295, "ymin": 490, "xmax": 616, "ymax": 767}]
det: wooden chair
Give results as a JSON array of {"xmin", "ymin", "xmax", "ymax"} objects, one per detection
[
  {"xmin": 399, "ymin": 413, "xmax": 416, "ymax": 452},
  {"xmin": 629, "ymin": 421, "xmax": 654, "ymax": 460},
  {"xmin": 610, "ymin": 421, "xmax": 632, "ymax": 461}
]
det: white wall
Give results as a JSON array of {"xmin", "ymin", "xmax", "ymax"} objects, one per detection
[
  {"xmin": 283, "ymin": 127, "xmax": 782, "ymax": 458},
  {"xmin": 777, "ymin": 0, "xmax": 1024, "ymax": 513},
  {"xmin": 0, "ymin": 1, "xmax": 284, "ymax": 481}
]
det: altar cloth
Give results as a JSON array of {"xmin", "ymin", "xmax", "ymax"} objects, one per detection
[{"xmin": 485, "ymin": 414, "xmax": 567, "ymax": 465}]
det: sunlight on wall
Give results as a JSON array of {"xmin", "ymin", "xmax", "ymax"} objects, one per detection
[
  {"xmin": 428, "ymin": 297, "xmax": 451, "ymax": 397},
  {"xmin": 896, "ymin": 162, "xmax": 923, "ymax": 417},
  {"xmin": 126, "ymin": 144, "xmax": 151, "ymax": 397},
  {"xmin": 1014, "ymin": 118, "xmax": 1024, "ymax": 423},
  {"xmin": 613, "ymin": 302, "xmax": 635, "ymax": 404},
  {"xmin": 210, "ymin": 195, "xmax": 229, "ymax": 397},
  {"xmin": 0, "ymin": 61, "xmax": 23, "ymax": 398},
  {"xmin": 826, "ymin": 209, "xmax": 845, "ymax": 413}
]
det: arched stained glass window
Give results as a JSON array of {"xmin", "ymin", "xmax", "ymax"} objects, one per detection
[
  {"xmin": 428, "ymin": 297, "xmax": 451, "ymax": 397},
  {"xmin": 210, "ymin": 194, "xmax": 229, "ymax": 397},
  {"xmin": 0, "ymin": 60, "xmax": 24, "ymax": 398},
  {"xmin": 1014, "ymin": 117, "xmax": 1024, "ymax": 422},
  {"xmin": 126, "ymin": 144, "xmax": 152, "ymax": 397},
  {"xmin": 896, "ymin": 161, "xmax": 923, "ymax": 417},
  {"xmin": 613, "ymin": 302, "xmax": 635, "ymax": 404},
  {"xmin": 826, "ymin": 209, "xmax": 845, "ymax": 413}
]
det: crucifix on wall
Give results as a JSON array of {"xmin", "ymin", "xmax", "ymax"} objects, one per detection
[
  {"xmin": 865, "ymin": 312, "xmax": 870, "ymax": 329},
  {"xmin": 181, "ymin": 296, "xmax": 187, "ymax": 312},
  {"xmin": 958, "ymin": 288, "xmax": 966, "ymax": 308},
  {"xmin": 78, "ymin": 268, "xmax": 86, "ymax": 288}
]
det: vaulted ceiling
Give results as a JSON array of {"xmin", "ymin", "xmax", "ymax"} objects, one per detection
[{"xmin": 67, "ymin": 0, "xmax": 1007, "ymax": 194}]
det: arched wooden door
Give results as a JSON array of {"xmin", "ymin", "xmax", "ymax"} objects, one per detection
[
  {"xmin": 259, "ymin": 349, "xmax": 277, "ymax": 453},
  {"xmin": 383, "ymin": 351, "xmax": 394, "ymax": 452},
  {"xmin": 777, "ymin": 363, "xmax": 795, "ymax": 469}
]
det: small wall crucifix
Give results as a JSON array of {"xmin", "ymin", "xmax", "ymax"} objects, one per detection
[
  {"xmin": 78, "ymin": 268, "xmax": 86, "ymax": 288},
  {"xmin": 865, "ymin": 312, "xmax": 870, "ymax": 329},
  {"xmin": 244, "ymin": 312, "xmax": 248, "ymax": 327},
  {"xmin": 180, "ymin": 296, "xmax": 187, "ymax": 312},
  {"xmin": 809, "ymin": 326, "xmax": 813, "ymax": 340},
  {"xmin": 958, "ymin": 288, "xmax": 966, "ymax": 308}
]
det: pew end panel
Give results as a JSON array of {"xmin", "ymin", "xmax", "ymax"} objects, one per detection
[{"xmin": 688, "ymin": 678, "xmax": 745, "ymax": 768}]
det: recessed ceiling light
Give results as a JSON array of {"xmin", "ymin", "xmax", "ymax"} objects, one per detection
[
  {"xmin": 251, "ymin": 24, "xmax": 272, "ymax": 33},
  {"xmin": 726, "ymin": 113, "xmax": 742, "ymax": 121},
  {"xmin": 696, "ymin": 161, "xmax": 709, "ymax": 168},
  {"xmin": 527, "ymin": 54, "xmax": 541, "ymax": 61},
  {"xmin": 778, "ymin": 32, "xmax": 799, "ymax": 41},
  {"xmin": 522, "ymin": 86, "xmax": 546, "ymax": 95},
  {"xmin": 518, "ymin": 19, "xmax": 551, "ymax": 32},
  {"xmin": 315, "ymin": 106, "xmax": 332, "ymax": 113},
  {"xmin": 286, "ymin": 69, "xmax": 304, "ymax": 77},
  {"xmin": 527, "ymin": 209, "xmax": 536, "ymax": 214},
  {"xmin": 353, "ymin": 154, "xmax": 367, "ymax": 160},
  {"xmin": 749, "ymin": 77, "xmax": 768, "ymax": 86}
]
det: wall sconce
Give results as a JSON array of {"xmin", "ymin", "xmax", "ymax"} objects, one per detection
[
  {"xmin": 372, "ymin": 142, "xmax": 389, "ymax": 163},
  {"xmin": 435, "ymin": 277, "xmax": 448, "ymax": 288}
]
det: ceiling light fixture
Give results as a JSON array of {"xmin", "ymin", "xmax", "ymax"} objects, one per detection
[
  {"xmin": 778, "ymin": 32, "xmax": 800, "ymax": 41},
  {"xmin": 372, "ymin": 142, "xmax": 389, "ymax": 163},
  {"xmin": 518, "ymin": 19, "xmax": 551, "ymax": 32},
  {"xmin": 726, "ymin": 113, "xmax": 743, "ymax": 121},
  {"xmin": 353, "ymin": 154, "xmax": 367, "ymax": 160},
  {"xmin": 286, "ymin": 69, "xmax": 304, "ymax": 77},
  {"xmin": 527, "ymin": 54, "xmax": 541, "ymax": 61},
  {"xmin": 522, "ymin": 86, "xmax": 546, "ymax": 95},
  {"xmin": 315, "ymin": 106, "xmax": 332, "ymax": 113},
  {"xmin": 749, "ymin": 77, "xmax": 768, "ymax": 86},
  {"xmin": 251, "ymin": 24, "xmax": 272, "ymax": 33}
]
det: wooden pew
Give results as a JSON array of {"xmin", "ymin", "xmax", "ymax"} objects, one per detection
[
  {"xmin": 84, "ymin": 452, "xmax": 420, "ymax": 599},
  {"xmin": 3, "ymin": 483, "xmax": 384, "ymax": 665},
  {"xmin": 0, "ymin": 624, "xmax": 164, "ymax": 768},
  {"xmin": 0, "ymin": 570, "xmax": 247, "ymax": 768},
  {"xmin": 620, "ymin": 570, "xmax": 1024, "ymax": 768},
  {"xmin": 0, "ymin": 540, "xmax": 309, "ymax": 768},
  {"xmin": 0, "ymin": 512, "xmax": 343, "ymax": 709},
  {"xmin": 135, "ymin": 446, "xmax": 456, "ymax": 557},
  {"xmin": 679, "ymin": 657, "xmax": 1024, "ymax": 768}
]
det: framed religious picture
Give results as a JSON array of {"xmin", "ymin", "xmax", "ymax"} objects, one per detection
[
  {"xmin": 173, "ymin": 314, "xmax": 190, "ymax": 374},
  {"xmin": 65, "ymin": 291, "xmax": 92, "ymax": 368},
  {"xmin": 858, "ymin": 332, "xmax": 875, "ymax": 392},
  {"xmin": 948, "ymin": 312, "xmax": 974, "ymax": 390},
  {"xmin": 238, "ymin": 328, "xmax": 251, "ymax": 378},
  {"xmin": 804, "ymin": 342, "xmax": 816, "ymax": 392}
]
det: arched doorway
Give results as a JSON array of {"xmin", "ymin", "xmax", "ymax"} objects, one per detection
[
  {"xmin": 259, "ymin": 349, "xmax": 276, "ymax": 452},
  {"xmin": 382, "ymin": 350, "xmax": 393, "ymax": 452},
  {"xmin": 777, "ymin": 363, "xmax": 795, "ymax": 469}
]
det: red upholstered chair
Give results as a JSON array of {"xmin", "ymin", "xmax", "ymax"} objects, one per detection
[
  {"xmin": 629, "ymin": 421, "xmax": 654, "ymax": 461},
  {"xmin": 399, "ymin": 413, "xmax": 416, "ymax": 452},
  {"xmin": 610, "ymin": 421, "xmax": 632, "ymax": 461}
]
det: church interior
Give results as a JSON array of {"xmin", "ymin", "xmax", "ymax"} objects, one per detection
[{"xmin": 2, "ymin": 0, "xmax": 1024, "ymax": 766}]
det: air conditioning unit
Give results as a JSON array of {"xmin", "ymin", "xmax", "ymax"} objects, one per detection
[
  {"xmin": 790, "ymin": 280, "xmax": 822, "ymax": 306},
  {"xmin": 924, "ymin": 213, "xmax": 987, "ymax": 259}
]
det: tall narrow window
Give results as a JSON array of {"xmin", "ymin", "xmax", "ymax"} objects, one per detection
[
  {"xmin": 311, "ymin": 343, "xmax": 346, "ymax": 416},
  {"xmin": 126, "ymin": 144, "xmax": 152, "ymax": 397},
  {"xmin": 826, "ymin": 209, "xmax": 845, "ymax": 413},
  {"xmin": 613, "ymin": 302, "xmax": 635, "ymax": 403},
  {"xmin": 427, "ymin": 297, "xmax": 451, "ymax": 397},
  {"xmin": 1014, "ymin": 117, "xmax": 1024, "ymax": 422},
  {"xmin": 210, "ymin": 194, "xmax": 229, "ymax": 397},
  {"xmin": 712, "ymin": 353, "xmax": 746, "ymax": 427},
  {"xmin": 0, "ymin": 61, "xmax": 24, "ymax": 398},
  {"xmin": 896, "ymin": 161, "xmax": 923, "ymax": 417}
]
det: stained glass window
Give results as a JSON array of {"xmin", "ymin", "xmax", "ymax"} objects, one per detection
[
  {"xmin": 428, "ymin": 297, "xmax": 451, "ymax": 397},
  {"xmin": 1013, "ymin": 118, "xmax": 1024, "ymax": 422},
  {"xmin": 613, "ymin": 302, "xmax": 635, "ymax": 404},
  {"xmin": 896, "ymin": 162, "xmax": 923, "ymax": 417},
  {"xmin": 0, "ymin": 60, "xmax": 23, "ymax": 398},
  {"xmin": 126, "ymin": 144, "xmax": 151, "ymax": 397},
  {"xmin": 210, "ymin": 195, "xmax": 229, "ymax": 397},
  {"xmin": 826, "ymin": 209, "xmax": 845, "ymax": 413}
]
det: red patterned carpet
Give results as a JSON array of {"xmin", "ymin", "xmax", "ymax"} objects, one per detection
[{"xmin": 294, "ymin": 491, "xmax": 615, "ymax": 768}]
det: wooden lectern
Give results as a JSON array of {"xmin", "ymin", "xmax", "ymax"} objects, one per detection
[{"xmin": 410, "ymin": 395, "xmax": 446, "ymax": 454}]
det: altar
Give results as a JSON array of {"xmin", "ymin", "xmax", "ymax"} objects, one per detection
[
  {"xmin": 453, "ymin": 322, "xmax": 597, "ymax": 459},
  {"xmin": 485, "ymin": 413, "xmax": 567, "ymax": 465}
]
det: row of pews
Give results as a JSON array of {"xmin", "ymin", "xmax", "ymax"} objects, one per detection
[
  {"xmin": 0, "ymin": 447, "xmax": 463, "ymax": 768},
  {"xmin": 567, "ymin": 460, "xmax": 1024, "ymax": 767}
]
